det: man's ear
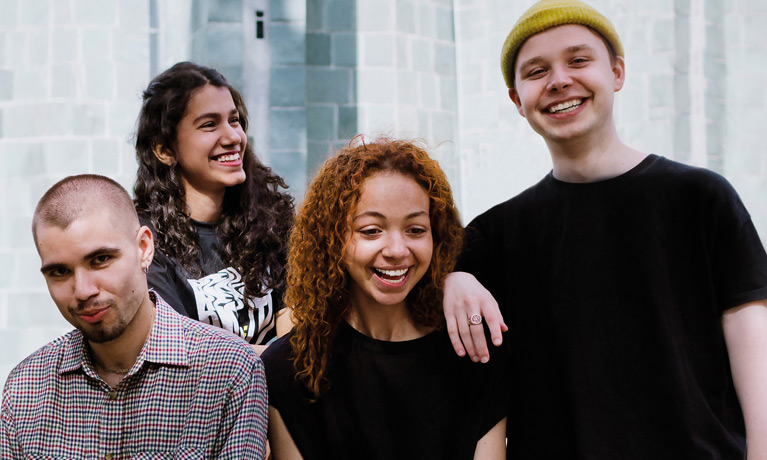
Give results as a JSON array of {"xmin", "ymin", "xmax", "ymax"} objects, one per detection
[
  {"xmin": 613, "ymin": 56, "xmax": 626, "ymax": 92},
  {"xmin": 508, "ymin": 88, "xmax": 525, "ymax": 117},
  {"xmin": 152, "ymin": 144, "xmax": 174, "ymax": 166},
  {"xmin": 137, "ymin": 225, "xmax": 155, "ymax": 271}
]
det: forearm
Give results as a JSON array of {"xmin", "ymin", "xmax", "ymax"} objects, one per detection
[{"xmin": 722, "ymin": 300, "xmax": 767, "ymax": 459}]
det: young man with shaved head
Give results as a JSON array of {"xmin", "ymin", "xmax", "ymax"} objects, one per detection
[
  {"xmin": 444, "ymin": 0, "xmax": 767, "ymax": 458},
  {"xmin": 1, "ymin": 175, "xmax": 268, "ymax": 458}
]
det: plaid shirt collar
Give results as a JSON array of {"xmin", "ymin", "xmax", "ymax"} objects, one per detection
[{"xmin": 58, "ymin": 291, "xmax": 189, "ymax": 376}]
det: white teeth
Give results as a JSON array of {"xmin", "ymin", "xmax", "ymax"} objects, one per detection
[
  {"xmin": 376, "ymin": 268, "xmax": 408, "ymax": 277},
  {"xmin": 549, "ymin": 99, "xmax": 583, "ymax": 113},
  {"xmin": 216, "ymin": 152, "xmax": 240, "ymax": 162}
]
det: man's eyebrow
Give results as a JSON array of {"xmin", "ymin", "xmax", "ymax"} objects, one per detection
[
  {"xmin": 39, "ymin": 247, "xmax": 121, "ymax": 274},
  {"xmin": 517, "ymin": 56, "xmax": 544, "ymax": 72}
]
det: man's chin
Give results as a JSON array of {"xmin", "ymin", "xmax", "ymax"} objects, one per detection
[{"xmin": 80, "ymin": 324, "xmax": 124, "ymax": 344}]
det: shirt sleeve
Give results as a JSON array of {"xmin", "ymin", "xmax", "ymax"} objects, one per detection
[
  {"xmin": 705, "ymin": 175, "xmax": 767, "ymax": 310},
  {"xmin": 215, "ymin": 352, "xmax": 269, "ymax": 459},
  {"xmin": 1, "ymin": 382, "xmax": 21, "ymax": 460}
]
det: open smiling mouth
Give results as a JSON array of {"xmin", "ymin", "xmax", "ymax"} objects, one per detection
[
  {"xmin": 548, "ymin": 99, "xmax": 584, "ymax": 114},
  {"xmin": 213, "ymin": 152, "xmax": 241, "ymax": 163},
  {"xmin": 372, "ymin": 267, "xmax": 410, "ymax": 284}
]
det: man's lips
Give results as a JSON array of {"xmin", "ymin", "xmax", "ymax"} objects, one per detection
[{"xmin": 76, "ymin": 307, "xmax": 110, "ymax": 324}]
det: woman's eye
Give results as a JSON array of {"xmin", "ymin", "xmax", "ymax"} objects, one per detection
[
  {"xmin": 360, "ymin": 228, "xmax": 381, "ymax": 236},
  {"xmin": 200, "ymin": 121, "xmax": 214, "ymax": 128},
  {"xmin": 230, "ymin": 117, "xmax": 240, "ymax": 124}
]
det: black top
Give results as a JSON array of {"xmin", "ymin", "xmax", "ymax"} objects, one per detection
[
  {"xmin": 262, "ymin": 321, "xmax": 510, "ymax": 460},
  {"xmin": 458, "ymin": 155, "xmax": 767, "ymax": 459},
  {"xmin": 139, "ymin": 212, "xmax": 282, "ymax": 345}
]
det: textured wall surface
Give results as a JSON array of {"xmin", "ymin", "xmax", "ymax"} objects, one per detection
[{"xmin": 2, "ymin": 0, "xmax": 766, "ymax": 387}]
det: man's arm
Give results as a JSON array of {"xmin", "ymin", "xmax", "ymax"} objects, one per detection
[
  {"xmin": 722, "ymin": 299, "xmax": 767, "ymax": 460},
  {"xmin": 1, "ymin": 387, "xmax": 21, "ymax": 460},
  {"xmin": 216, "ymin": 357, "xmax": 269, "ymax": 459},
  {"xmin": 443, "ymin": 272, "xmax": 507, "ymax": 363}
]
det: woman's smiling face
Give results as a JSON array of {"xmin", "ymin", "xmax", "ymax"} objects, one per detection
[
  {"xmin": 173, "ymin": 84, "xmax": 247, "ymax": 198},
  {"xmin": 343, "ymin": 171, "xmax": 433, "ymax": 312}
]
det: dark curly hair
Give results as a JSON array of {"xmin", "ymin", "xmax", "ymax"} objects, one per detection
[
  {"xmin": 288, "ymin": 137, "xmax": 464, "ymax": 398},
  {"xmin": 133, "ymin": 61, "xmax": 294, "ymax": 299}
]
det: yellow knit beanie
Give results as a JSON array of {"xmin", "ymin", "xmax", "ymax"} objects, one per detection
[{"xmin": 500, "ymin": 0, "xmax": 624, "ymax": 88}]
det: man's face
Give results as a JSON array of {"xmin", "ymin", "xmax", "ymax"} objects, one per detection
[
  {"xmin": 509, "ymin": 24, "xmax": 625, "ymax": 143},
  {"xmin": 36, "ymin": 210, "xmax": 153, "ymax": 343}
]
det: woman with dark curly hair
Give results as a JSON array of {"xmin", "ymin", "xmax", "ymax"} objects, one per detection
[
  {"xmin": 261, "ymin": 138, "xmax": 509, "ymax": 459},
  {"xmin": 134, "ymin": 62, "xmax": 294, "ymax": 352}
]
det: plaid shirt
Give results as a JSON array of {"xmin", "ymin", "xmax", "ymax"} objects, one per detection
[{"xmin": 1, "ymin": 292, "xmax": 267, "ymax": 459}]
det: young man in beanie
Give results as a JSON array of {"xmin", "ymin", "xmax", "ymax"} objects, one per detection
[{"xmin": 444, "ymin": 0, "xmax": 767, "ymax": 458}]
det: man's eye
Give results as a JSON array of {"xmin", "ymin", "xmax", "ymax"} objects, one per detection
[
  {"xmin": 92, "ymin": 255, "xmax": 112, "ymax": 265},
  {"xmin": 47, "ymin": 268, "xmax": 70, "ymax": 278}
]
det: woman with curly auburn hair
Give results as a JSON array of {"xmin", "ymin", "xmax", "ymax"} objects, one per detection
[
  {"xmin": 133, "ymin": 62, "xmax": 294, "ymax": 352},
  {"xmin": 261, "ymin": 138, "xmax": 509, "ymax": 459}
]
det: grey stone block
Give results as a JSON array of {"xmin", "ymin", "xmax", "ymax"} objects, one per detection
[
  {"xmin": 419, "ymin": 73, "xmax": 437, "ymax": 109},
  {"xmin": 27, "ymin": 30, "xmax": 49, "ymax": 69},
  {"xmin": 7, "ymin": 293, "xmax": 73, "ymax": 329},
  {"xmin": 270, "ymin": 150, "xmax": 307, "ymax": 197},
  {"xmin": 0, "ymin": 69, "xmax": 13, "ymax": 100},
  {"xmin": 337, "ymin": 105, "xmax": 357, "ymax": 139},
  {"xmin": 85, "ymin": 63, "xmax": 114, "ymax": 99},
  {"xmin": 307, "ymin": 68, "xmax": 352, "ymax": 104},
  {"xmin": 208, "ymin": 0, "xmax": 243, "ymax": 22},
  {"xmin": 418, "ymin": 4, "xmax": 435, "ymax": 38},
  {"xmin": 307, "ymin": 105, "xmax": 335, "ymax": 140},
  {"xmin": 396, "ymin": 35, "xmax": 409, "ymax": 69},
  {"xmin": 0, "ymin": 0, "xmax": 19, "ymax": 28},
  {"xmin": 115, "ymin": 61, "xmax": 151, "ymax": 99},
  {"xmin": 331, "ymin": 33, "xmax": 357, "ymax": 67},
  {"xmin": 434, "ymin": 42, "xmax": 454, "ymax": 75},
  {"xmin": 307, "ymin": 32, "xmax": 331, "ymax": 66},
  {"xmin": 270, "ymin": 23, "xmax": 306, "ymax": 65},
  {"xmin": 327, "ymin": 0, "xmax": 355, "ymax": 31},
  {"xmin": 440, "ymin": 75, "xmax": 457, "ymax": 111},
  {"xmin": 651, "ymin": 19, "xmax": 673, "ymax": 53},
  {"xmin": 51, "ymin": 64, "xmax": 76, "ymax": 99},
  {"xmin": 39, "ymin": 139, "xmax": 90, "ymax": 176},
  {"xmin": 75, "ymin": 0, "xmax": 116, "ymax": 26},
  {"xmin": 364, "ymin": 34, "xmax": 394, "ymax": 67},
  {"xmin": 307, "ymin": 0, "xmax": 325, "ymax": 31},
  {"xmin": 107, "ymin": 101, "xmax": 140, "ymax": 138},
  {"xmin": 118, "ymin": 0, "xmax": 149, "ymax": 29},
  {"xmin": 271, "ymin": 0, "xmax": 306, "ymax": 22},
  {"xmin": 269, "ymin": 108, "xmax": 307, "ymax": 150},
  {"xmin": 52, "ymin": 28, "xmax": 78, "ymax": 63},
  {"xmin": 307, "ymin": 140, "xmax": 334, "ymax": 173},
  {"xmin": 396, "ymin": 0, "xmax": 416, "ymax": 34},
  {"xmin": 20, "ymin": 0, "xmax": 48, "ymax": 26},
  {"xmin": 358, "ymin": 0, "xmax": 393, "ymax": 32},
  {"xmin": 201, "ymin": 24, "xmax": 244, "ymax": 68},
  {"xmin": 91, "ymin": 138, "xmax": 121, "ymax": 175},
  {"xmin": 53, "ymin": 0, "xmax": 72, "ymax": 25},
  {"xmin": 431, "ymin": 111, "xmax": 454, "ymax": 142},
  {"xmin": 358, "ymin": 68, "xmax": 395, "ymax": 104},
  {"xmin": 411, "ymin": 38, "xmax": 432, "ymax": 72},
  {"xmin": 435, "ymin": 6, "xmax": 454, "ymax": 41},
  {"xmin": 397, "ymin": 70, "xmax": 418, "ymax": 104},
  {"xmin": 649, "ymin": 74, "xmax": 673, "ymax": 109},
  {"xmin": 270, "ymin": 67, "xmax": 307, "ymax": 107},
  {"xmin": 113, "ymin": 29, "xmax": 151, "ymax": 63},
  {"xmin": 81, "ymin": 28, "xmax": 111, "ymax": 63}
]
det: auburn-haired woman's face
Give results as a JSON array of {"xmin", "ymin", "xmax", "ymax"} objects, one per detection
[
  {"xmin": 343, "ymin": 171, "xmax": 433, "ymax": 312},
  {"xmin": 173, "ymin": 84, "xmax": 247, "ymax": 197}
]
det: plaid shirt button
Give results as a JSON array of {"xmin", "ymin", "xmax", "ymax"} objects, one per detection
[
  {"xmin": 108, "ymin": 391, "xmax": 117, "ymax": 400},
  {"xmin": 105, "ymin": 454, "xmax": 113, "ymax": 460}
]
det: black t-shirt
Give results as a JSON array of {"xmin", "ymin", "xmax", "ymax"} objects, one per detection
[
  {"xmin": 458, "ymin": 155, "xmax": 767, "ymax": 459},
  {"xmin": 262, "ymin": 321, "xmax": 509, "ymax": 460},
  {"xmin": 139, "ymin": 213, "xmax": 282, "ymax": 345}
]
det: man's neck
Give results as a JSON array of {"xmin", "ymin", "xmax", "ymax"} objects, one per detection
[
  {"xmin": 89, "ymin": 294, "xmax": 156, "ymax": 386},
  {"xmin": 545, "ymin": 129, "xmax": 647, "ymax": 183}
]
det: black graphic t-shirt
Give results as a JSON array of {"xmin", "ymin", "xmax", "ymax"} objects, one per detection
[{"xmin": 139, "ymin": 213, "xmax": 282, "ymax": 345}]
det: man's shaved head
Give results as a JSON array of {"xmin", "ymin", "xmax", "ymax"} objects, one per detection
[{"xmin": 33, "ymin": 175, "xmax": 139, "ymax": 246}]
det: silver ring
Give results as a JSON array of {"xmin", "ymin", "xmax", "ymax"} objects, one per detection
[{"xmin": 468, "ymin": 313, "xmax": 482, "ymax": 326}]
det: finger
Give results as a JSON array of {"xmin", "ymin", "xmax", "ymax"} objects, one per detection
[
  {"xmin": 482, "ymin": 299, "xmax": 506, "ymax": 346},
  {"xmin": 469, "ymin": 321, "xmax": 490, "ymax": 363},
  {"xmin": 456, "ymin": 316, "xmax": 479, "ymax": 362},
  {"xmin": 445, "ymin": 315, "xmax": 466, "ymax": 357}
]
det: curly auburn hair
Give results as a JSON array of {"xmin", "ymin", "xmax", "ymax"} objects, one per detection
[
  {"xmin": 288, "ymin": 137, "xmax": 463, "ymax": 398},
  {"xmin": 133, "ymin": 61, "xmax": 294, "ymax": 299}
]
